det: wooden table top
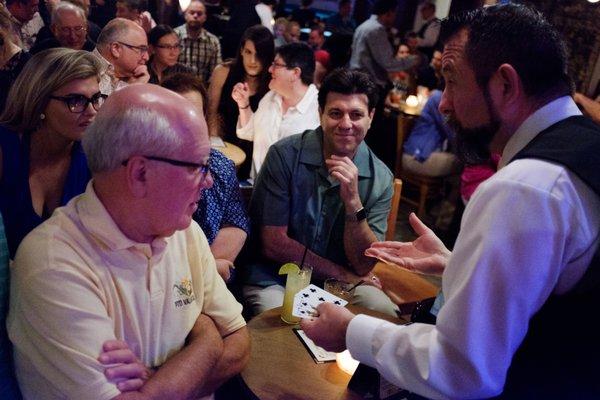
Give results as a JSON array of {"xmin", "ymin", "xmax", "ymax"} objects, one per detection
[
  {"xmin": 373, "ymin": 262, "xmax": 439, "ymax": 314},
  {"xmin": 241, "ymin": 306, "xmax": 405, "ymax": 400},
  {"xmin": 212, "ymin": 141, "xmax": 246, "ymax": 167}
]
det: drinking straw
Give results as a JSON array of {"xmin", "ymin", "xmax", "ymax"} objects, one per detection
[
  {"xmin": 300, "ymin": 246, "xmax": 309, "ymax": 269},
  {"xmin": 347, "ymin": 280, "xmax": 365, "ymax": 292}
]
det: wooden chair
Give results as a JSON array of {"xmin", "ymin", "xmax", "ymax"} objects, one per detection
[
  {"xmin": 385, "ymin": 178, "xmax": 403, "ymax": 241},
  {"xmin": 394, "ymin": 110, "xmax": 450, "ymax": 219}
]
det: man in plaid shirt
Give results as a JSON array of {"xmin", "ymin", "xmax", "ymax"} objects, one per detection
[{"xmin": 175, "ymin": 0, "xmax": 221, "ymax": 84}]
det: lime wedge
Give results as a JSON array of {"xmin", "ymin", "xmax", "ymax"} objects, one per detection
[{"xmin": 278, "ymin": 262, "xmax": 300, "ymax": 275}]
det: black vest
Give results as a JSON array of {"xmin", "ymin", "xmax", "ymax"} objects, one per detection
[{"xmin": 496, "ymin": 115, "xmax": 600, "ymax": 399}]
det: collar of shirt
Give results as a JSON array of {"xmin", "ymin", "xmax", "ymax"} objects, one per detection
[
  {"xmin": 93, "ymin": 48, "xmax": 116, "ymax": 80},
  {"xmin": 176, "ymin": 24, "xmax": 207, "ymax": 40},
  {"xmin": 271, "ymin": 84, "xmax": 318, "ymax": 115},
  {"xmin": 76, "ymin": 181, "xmax": 168, "ymax": 256},
  {"xmin": 298, "ymin": 127, "xmax": 374, "ymax": 180},
  {"xmin": 498, "ymin": 96, "xmax": 582, "ymax": 169}
]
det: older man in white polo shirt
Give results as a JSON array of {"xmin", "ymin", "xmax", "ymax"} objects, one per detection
[{"xmin": 8, "ymin": 84, "xmax": 249, "ymax": 399}]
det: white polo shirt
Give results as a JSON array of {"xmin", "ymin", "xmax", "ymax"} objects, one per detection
[{"xmin": 8, "ymin": 182, "xmax": 245, "ymax": 400}]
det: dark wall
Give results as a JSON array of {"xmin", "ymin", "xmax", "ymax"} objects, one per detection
[{"xmin": 520, "ymin": 0, "xmax": 600, "ymax": 92}]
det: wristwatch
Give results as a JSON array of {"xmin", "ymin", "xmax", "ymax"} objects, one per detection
[{"xmin": 345, "ymin": 207, "xmax": 367, "ymax": 222}]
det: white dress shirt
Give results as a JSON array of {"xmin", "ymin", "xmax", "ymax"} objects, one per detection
[
  {"xmin": 346, "ymin": 96, "xmax": 600, "ymax": 399},
  {"xmin": 236, "ymin": 84, "xmax": 320, "ymax": 180}
]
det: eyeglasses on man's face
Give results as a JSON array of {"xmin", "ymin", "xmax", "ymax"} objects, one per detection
[
  {"xmin": 116, "ymin": 41, "xmax": 150, "ymax": 55},
  {"xmin": 49, "ymin": 92, "xmax": 107, "ymax": 113},
  {"xmin": 57, "ymin": 25, "xmax": 86, "ymax": 35},
  {"xmin": 121, "ymin": 156, "xmax": 211, "ymax": 181}
]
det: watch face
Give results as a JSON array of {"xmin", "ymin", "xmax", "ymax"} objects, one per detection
[{"xmin": 356, "ymin": 207, "xmax": 367, "ymax": 222}]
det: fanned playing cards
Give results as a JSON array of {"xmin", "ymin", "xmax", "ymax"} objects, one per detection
[{"xmin": 292, "ymin": 284, "xmax": 349, "ymax": 319}]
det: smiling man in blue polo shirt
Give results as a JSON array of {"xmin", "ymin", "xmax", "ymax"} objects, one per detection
[{"xmin": 242, "ymin": 68, "xmax": 398, "ymax": 317}]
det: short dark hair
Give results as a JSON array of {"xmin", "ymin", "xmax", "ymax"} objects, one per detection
[
  {"xmin": 161, "ymin": 72, "xmax": 208, "ymax": 116},
  {"xmin": 318, "ymin": 68, "xmax": 378, "ymax": 111},
  {"xmin": 439, "ymin": 3, "xmax": 572, "ymax": 102},
  {"xmin": 116, "ymin": 0, "xmax": 148, "ymax": 12},
  {"xmin": 372, "ymin": 0, "xmax": 397, "ymax": 16},
  {"xmin": 277, "ymin": 42, "xmax": 315, "ymax": 86},
  {"xmin": 148, "ymin": 24, "xmax": 176, "ymax": 46}
]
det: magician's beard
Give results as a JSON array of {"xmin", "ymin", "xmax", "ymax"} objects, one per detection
[{"xmin": 446, "ymin": 92, "xmax": 501, "ymax": 165}]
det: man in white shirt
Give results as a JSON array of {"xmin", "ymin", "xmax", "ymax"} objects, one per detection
[{"xmin": 302, "ymin": 4, "xmax": 600, "ymax": 399}]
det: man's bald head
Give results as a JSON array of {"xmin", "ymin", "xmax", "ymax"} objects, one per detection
[
  {"xmin": 96, "ymin": 17, "xmax": 143, "ymax": 50},
  {"xmin": 83, "ymin": 84, "xmax": 208, "ymax": 173}
]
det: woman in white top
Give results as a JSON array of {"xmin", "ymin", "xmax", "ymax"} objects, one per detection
[{"xmin": 232, "ymin": 42, "xmax": 320, "ymax": 180}]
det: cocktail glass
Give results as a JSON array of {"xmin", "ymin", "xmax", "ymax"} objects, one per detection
[{"xmin": 281, "ymin": 265, "xmax": 312, "ymax": 324}]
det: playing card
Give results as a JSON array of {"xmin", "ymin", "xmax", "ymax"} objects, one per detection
[{"xmin": 292, "ymin": 284, "xmax": 348, "ymax": 318}]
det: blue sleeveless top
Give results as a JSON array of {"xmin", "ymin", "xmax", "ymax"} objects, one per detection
[{"xmin": 0, "ymin": 125, "xmax": 91, "ymax": 258}]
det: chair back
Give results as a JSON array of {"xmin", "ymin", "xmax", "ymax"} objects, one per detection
[{"xmin": 385, "ymin": 178, "xmax": 403, "ymax": 241}]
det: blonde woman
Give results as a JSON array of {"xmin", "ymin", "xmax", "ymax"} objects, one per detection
[{"xmin": 0, "ymin": 48, "xmax": 103, "ymax": 257}]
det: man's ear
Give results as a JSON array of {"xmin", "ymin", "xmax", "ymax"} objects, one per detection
[
  {"xmin": 125, "ymin": 157, "xmax": 148, "ymax": 198},
  {"xmin": 490, "ymin": 63, "xmax": 522, "ymax": 107},
  {"xmin": 110, "ymin": 42, "xmax": 121, "ymax": 59}
]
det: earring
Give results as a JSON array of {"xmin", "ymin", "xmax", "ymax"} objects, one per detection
[{"xmin": 40, "ymin": 113, "xmax": 46, "ymax": 120}]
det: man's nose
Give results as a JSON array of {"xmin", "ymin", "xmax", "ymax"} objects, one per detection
[{"xmin": 438, "ymin": 89, "xmax": 452, "ymax": 116}]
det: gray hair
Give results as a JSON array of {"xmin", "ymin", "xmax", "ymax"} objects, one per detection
[
  {"xmin": 83, "ymin": 107, "xmax": 184, "ymax": 173},
  {"xmin": 96, "ymin": 18, "xmax": 131, "ymax": 50},
  {"xmin": 51, "ymin": 2, "xmax": 86, "ymax": 26},
  {"xmin": 0, "ymin": 48, "xmax": 102, "ymax": 133}
]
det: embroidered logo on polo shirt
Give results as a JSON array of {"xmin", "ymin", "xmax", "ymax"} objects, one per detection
[{"xmin": 173, "ymin": 277, "xmax": 196, "ymax": 308}]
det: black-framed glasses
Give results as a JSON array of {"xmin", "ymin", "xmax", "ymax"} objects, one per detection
[
  {"xmin": 271, "ymin": 61, "xmax": 289, "ymax": 69},
  {"xmin": 116, "ymin": 41, "xmax": 149, "ymax": 55},
  {"xmin": 122, "ymin": 156, "xmax": 210, "ymax": 181},
  {"xmin": 155, "ymin": 43, "xmax": 182, "ymax": 51},
  {"xmin": 49, "ymin": 92, "xmax": 107, "ymax": 113}
]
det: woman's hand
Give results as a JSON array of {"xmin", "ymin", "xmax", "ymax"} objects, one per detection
[{"xmin": 231, "ymin": 82, "xmax": 250, "ymax": 109}]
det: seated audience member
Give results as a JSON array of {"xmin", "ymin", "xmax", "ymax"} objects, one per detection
[
  {"xmin": 30, "ymin": 2, "xmax": 95, "ymax": 53},
  {"xmin": 0, "ymin": 48, "xmax": 102, "ymax": 258},
  {"xmin": 147, "ymin": 24, "xmax": 193, "ymax": 84},
  {"xmin": 402, "ymin": 90, "xmax": 461, "ymax": 177},
  {"xmin": 272, "ymin": 17, "xmax": 287, "ymax": 43},
  {"xmin": 8, "ymin": 84, "xmax": 250, "ymax": 399},
  {"xmin": 302, "ymin": 5, "xmax": 600, "ymax": 398},
  {"xmin": 5, "ymin": 0, "xmax": 45, "ymax": 50},
  {"xmin": 0, "ymin": 213, "xmax": 20, "ymax": 397},
  {"xmin": 0, "ymin": 6, "xmax": 31, "ymax": 114},
  {"xmin": 243, "ymin": 68, "xmax": 398, "ymax": 317},
  {"xmin": 93, "ymin": 17, "xmax": 150, "ymax": 96},
  {"xmin": 290, "ymin": 0, "xmax": 316, "ymax": 29},
  {"xmin": 416, "ymin": 48, "xmax": 444, "ymax": 90},
  {"xmin": 308, "ymin": 24, "xmax": 326, "ymax": 51},
  {"xmin": 115, "ymin": 0, "xmax": 155, "ymax": 33},
  {"xmin": 208, "ymin": 24, "xmax": 274, "ymax": 178},
  {"xmin": 313, "ymin": 48, "xmax": 330, "ymax": 87},
  {"xmin": 233, "ymin": 42, "xmax": 319, "ymax": 180},
  {"xmin": 274, "ymin": 20, "xmax": 300, "ymax": 48},
  {"xmin": 65, "ymin": 0, "xmax": 101, "ymax": 41},
  {"xmin": 574, "ymin": 92, "xmax": 600, "ymax": 124},
  {"xmin": 162, "ymin": 72, "xmax": 250, "ymax": 283},
  {"xmin": 403, "ymin": 31, "xmax": 429, "ymax": 70},
  {"xmin": 325, "ymin": 0, "xmax": 356, "ymax": 36},
  {"xmin": 175, "ymin": 0, "xmax": 221, "ymax": 84}
]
